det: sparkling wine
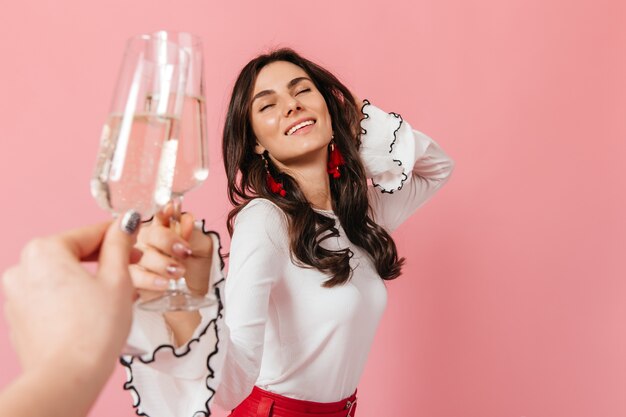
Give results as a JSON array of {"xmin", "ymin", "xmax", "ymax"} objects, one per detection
[
  {"xmin": 172, "ymin": 95, "xmax": 209, "ymax": 193},
  {"xmin": 91, "ymin": 113, "xmax": 180, "ymax": 216}
]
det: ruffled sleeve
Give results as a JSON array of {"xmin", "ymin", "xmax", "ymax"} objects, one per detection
[
  {"xmin": 360, "ymin": 100, "xmax": 456, "ymax": 232},
  {"xmin": 212, "ymin": 198, "xmax": 287, "ymax": 411},
  {"xmin": 120, "ymin": 223, "xmax": 228, "ymax": 417}
]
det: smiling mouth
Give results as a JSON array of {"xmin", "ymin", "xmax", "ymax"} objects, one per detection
[{"xmin": 285, "ymin": 120, "xmax": 316, "ymax": 136}]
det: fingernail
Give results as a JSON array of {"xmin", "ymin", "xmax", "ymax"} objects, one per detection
[
  {"xmin": 131, "ymin": 248, "xmax": 144, "ymax": 263},
  {"xmin": 154, "ymin": 278, "xmax": 169, "ymax": 287},
  {"xmin": 121, "ymin": 210, "xmax": 141, "ymax": 235},
  {"xmin": 194, "ymin": 220, "xmax": 204, "ymax": 231},
  {"xmin": 172, "ymin": 242, "xmax": 193, "ymax": 258},
  {"xmin": 166, "ymin": 265, "xmax": 186, "ymax": 276}
]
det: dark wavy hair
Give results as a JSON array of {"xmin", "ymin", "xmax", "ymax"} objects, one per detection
[{"xmin": 223, "ymin": 48, "xmax": 404, "ymax": 287}]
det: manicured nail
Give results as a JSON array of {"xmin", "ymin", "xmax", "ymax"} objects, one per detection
[
  {"xmin": 172, "ymin": 242, "xmax": 193, "ymax": 258},
  {"xmin": 131, "ymin": 248, "xmax": 144, "ymax": 263},
  {"xmin": 154, "ymin": 278, "xmax": 169, "ymax": 287},
  {"xmin": 166, "ymin": 265, "xmax": 185, "ymax": 276},
  {"xmin": 120, "ymin": 210, "xmax": 141, "ymax": 235}
]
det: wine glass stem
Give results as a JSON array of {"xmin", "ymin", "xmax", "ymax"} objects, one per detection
[
  {"xmin": 170, "ymin": 193, "xmax": 184, "ymax": 236},
  {"xmin": 169, "ymin": 193, "xmax": 186, "ymax": 293}
]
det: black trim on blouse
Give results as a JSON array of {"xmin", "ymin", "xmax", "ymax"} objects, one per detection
[
  {"xmin": 121, "ymin": 226, "xmax": 226, "ymax": 417},
  {"xmin": 360, "ymin": 100, "xmax": 409, "ymax": 194}
]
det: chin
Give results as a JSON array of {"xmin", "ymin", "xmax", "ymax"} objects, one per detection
[
  {"xmin": 279, "ymin": 142, "xmax": 328, "ymax": 166},
  {"xmin": 301, "ymin": 135, "xmax": 331, "ymax": 152}
]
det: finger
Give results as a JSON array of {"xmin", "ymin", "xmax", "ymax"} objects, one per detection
[
  {"xmin": 129, "ymin": 247, "xmax": 144, "ymax": 264},
  {"xmin": 129, "ymin": 264, "xmax": 171, "ymax": 291},
  {"xmin": 3, "ymin": 298, "xmax": 13, "ymax": 330},
  {"xmin": 1, "ymin": 266, "xmax": 21, "ymax": 299},
  {"xmin": 154, "ymin": 203, "xmax": 174, "ymax": 227},
  {"xmin": 139, "ymin": 223, "xmax": 192, "ymax": 260},
  {"xmin": 136, "ymin": 288, "xmax": 166, "ymax": 303},
  {"xmin": 97, "ymin": 210, "xmax": 141, "ymax": 287},
  {"xmin": 156, "ymin": 204, "xmax": 193, "ymax": 239},
  {"xmin": 56, "ymin": 221, "xmax": 113, "ymax": 261},
  {"xmin": 137, "ymin": 248, "xmax": 185, "ymax": 279},
  {"xmin": 180, "ymin": 213, "xmax": 195, "ymax": 241},
  {"xmin": 187, "ymin": 227, "xmax": 215, "ymax": 258},
  {"xmin": 83, "ymin": 245, "xmax": 142, "ymax": 264}
]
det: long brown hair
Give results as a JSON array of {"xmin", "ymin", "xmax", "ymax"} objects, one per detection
[{"xmin": 223, "ymin": 48, "xmax": 404, "ymax": 287}]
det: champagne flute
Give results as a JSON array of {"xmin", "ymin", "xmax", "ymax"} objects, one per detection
[
  {"xmin": 138, "ymin": 31, "xmax": 216, "ymax": 312},
  {"xmin": 91, "ymin": 34, "xmax": 189, "ymax": 352}
]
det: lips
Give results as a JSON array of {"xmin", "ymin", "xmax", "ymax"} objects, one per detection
[{"xmin": 284, "ymin": 118, "xmax": 316, "ymax": 135}]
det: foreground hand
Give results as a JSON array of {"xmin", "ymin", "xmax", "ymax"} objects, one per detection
[{"xmin": 2, "ymin": 212, "xmax": 141, "ymax": 374}]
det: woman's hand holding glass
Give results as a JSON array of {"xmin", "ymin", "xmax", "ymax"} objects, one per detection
[{"xmin": 130, "ymin": 206, "xmax": 214, "ymax": 344}]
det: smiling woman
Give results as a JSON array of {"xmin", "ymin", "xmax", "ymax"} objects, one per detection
[
  {"xmin": 222, "ymin": 50, "xmax": 406, "ymax": 289},
  {"xmin": 249, "ymin": 66, "xmax": 334, "ymax": 168},
  {"xmin": 122, "ymin": 48, "xmax": 455, "ymax": 417}
]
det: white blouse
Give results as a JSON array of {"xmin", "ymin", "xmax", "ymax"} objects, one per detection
[{"xmin": 121, "ymin": 101, "xmax": 456, "ymax": 417}]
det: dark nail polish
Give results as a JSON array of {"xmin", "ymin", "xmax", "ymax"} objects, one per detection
[{"xmin": 121, "ymin": 210, "xmax": 141, "ymax": 235}]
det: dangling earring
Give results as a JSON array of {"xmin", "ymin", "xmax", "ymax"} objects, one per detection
[
  {"xmin": 262, "ymin": 152, "xmax": 286, "ymax": 197},
  {"xmin": 327, "ymin": 135, "xmax": 345, "ymax": 179}
]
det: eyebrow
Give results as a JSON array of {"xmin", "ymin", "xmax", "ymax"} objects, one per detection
[{"xmin": 251, "ymin": 77, "xmax": 311, "ymax": 104}]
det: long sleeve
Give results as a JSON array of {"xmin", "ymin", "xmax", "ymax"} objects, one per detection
[
  {"xmin": 213, "ymin": 199, "xmax": 287, "ymax": 411},
  {"xmin": 360, "ymin": 100, "xmax": 456, "ymax": 232},
  {"xmin": 120, "ymin": 227, "xmax": 228, "ymax": 417}
]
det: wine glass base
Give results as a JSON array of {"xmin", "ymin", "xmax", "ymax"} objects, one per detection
[{"xmin": 138, "ymin": 292, "xmax": 217, "ymax": 312}]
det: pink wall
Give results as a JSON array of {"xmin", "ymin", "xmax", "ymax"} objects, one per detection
[{"xmin": 1, "ymin": 0, "xmax": 624, "ymax": 416}]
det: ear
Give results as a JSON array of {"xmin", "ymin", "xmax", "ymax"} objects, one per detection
[{"xmin": 254, "ymin": 141, "xmax": 266, "ymax": 155}]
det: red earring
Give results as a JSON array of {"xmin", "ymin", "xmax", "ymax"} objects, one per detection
[
  {"xmin": 262, "ymin": 153, "xmax": 286, "ymax": 197},
  {"xmin": 327, "ymin": 139, "xmax": 345, "ymax": 179}
]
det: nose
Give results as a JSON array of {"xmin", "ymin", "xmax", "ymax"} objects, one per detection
[{"xmin": 284, "ymin": 98, "xmax": 303, "ymax": 117}]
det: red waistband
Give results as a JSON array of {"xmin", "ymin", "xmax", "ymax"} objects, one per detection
[{"xmin": 234, "ymin": 386, "xmax": 358, "ymax": 417}]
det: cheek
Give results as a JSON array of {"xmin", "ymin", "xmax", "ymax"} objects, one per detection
[
  {"xmin": 311, "ymin": 98, "xmax": 332, "ymax": 130},
  {"xmin": 264, "ymin": 115, "xmax": 280, "ymax": 130},
  {"xmin": 252, "ymin": 114, "xmax": 280, "ymax": 143},
  {"xmin": 317, "ymin": 108, "xmax": 333, "ymax": 134}
]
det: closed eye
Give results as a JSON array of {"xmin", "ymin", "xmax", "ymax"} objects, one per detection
[
  {"xmin": 260, "ymin": 104, "xmax": 274, "ymax": 112},
  {"xmin": 296, "ymin": 88, "xmax": 311, "ymax": 95}
]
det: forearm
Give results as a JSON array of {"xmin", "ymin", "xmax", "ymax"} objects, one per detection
[
  {"xmin": 164, "ymin": 310, "xmax": 201, "ymax": 347},
  {"xmin": 0, "ymin": 358, "xmax": 113, "ymax": 417},
  {"xmin": 162, "ymin": 251, "xmax": 212, "ymax": 347}
]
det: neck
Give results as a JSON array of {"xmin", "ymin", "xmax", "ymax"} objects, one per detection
[
  {"xmin": 293, "ymin": 165, "xmax": 332, "ymax": 211},
  {"xmin": 275, "ymin": 149, "xmax": 332, "ymax": 211}
]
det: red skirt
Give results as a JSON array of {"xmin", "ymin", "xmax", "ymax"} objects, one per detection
[{"xmin": 228, "ymin": 386, "xmax": 358, "ymax": 417}]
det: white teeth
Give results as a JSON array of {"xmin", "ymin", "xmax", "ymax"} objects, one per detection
[{"xmin": 287, "ymin": 120, "xmax": 315, "ymax": 135}]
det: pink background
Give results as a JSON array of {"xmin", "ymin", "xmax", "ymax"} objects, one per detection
[{"xmin": 1, "ymin": 0, "xmax": 624, "ymax": 416}]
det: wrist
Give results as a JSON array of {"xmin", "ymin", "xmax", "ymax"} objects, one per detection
[
  {"xmin": 163, "ymin": 311, "xmax": 201, "ymax": 347},
  {"xmin": 19, "ymin": 353, "xmax": 114, "ymax": 415},
  {"xmin": 0, "ymin": 360, "xmax": 111, "ymax": 417},
  {"xmin": 54, "ymin": 342, "xmax": 118, "ymax": 382}
]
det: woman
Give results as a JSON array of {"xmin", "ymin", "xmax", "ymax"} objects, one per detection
[{"xmin": 123, "ymin": 48, "xmax": 455, "ymax": 417}]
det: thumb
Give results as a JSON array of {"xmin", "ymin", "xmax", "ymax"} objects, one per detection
[
  {"xmin": 97, "ymin": 210, "xmax": 141, "ymax": 287},
  {"xmin": 154, "ymin": 202, "xmax": 174, "ymax": 227},
  {"xmin": 179, "ymin": 212, "xmax": 195, "ymax": 241}
]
